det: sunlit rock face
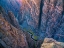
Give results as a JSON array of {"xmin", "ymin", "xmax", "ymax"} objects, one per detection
[
  {"xmin": 41, "ymin": 38, "xmax": 64, "ymax": 48},
  {"xmin": 21, "ymin": 0, "xmax": 64, "ymax": 42},
  {"xmin": 0, "ymin": 7, "xmax": 28, "ymax": 48},
  {"xmin": 21, "ymin": 0, "xmax": 41, "ymax": 31},
  {"xmin": 0, "ymin": 0, "xmax": 64, "ymax": 42}
]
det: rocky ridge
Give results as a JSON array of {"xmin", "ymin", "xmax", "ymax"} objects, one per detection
[{"xmin": 0, "ymin": 6, "xmax": 28, "ymax": 48}]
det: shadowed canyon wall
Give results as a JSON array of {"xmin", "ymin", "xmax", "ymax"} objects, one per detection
[
  {"xmin": 0, "ymin": 0, "xmax": 64, "ymax": 43},
  {"xmin": 21, "ymin": 0, "xmax": 64, "ymax": 42},
  {"xmin": 0, "ymin": 0, "xmax": 64, "ymax": 48}
]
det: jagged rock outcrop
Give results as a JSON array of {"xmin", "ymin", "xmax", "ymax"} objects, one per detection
[
  {"xmin": 21, "ymin": 0, "xmax": 64, "ymax": 41},
  {"xmin": 0, "ymin": 6, "xmax": 29, "ymax": 48},
  {"xmin": 0, "ymin": 0, "xmax": 64, "ymax": 48},
  {"xmin": 8, "ymin": 11, "xmax": 21, "ymax": 30},
  {"xmin": 41, "ymin": 38, "xmax": 64, "ymax": 48},
  {"xmin": 0, "ymin": 0, "xmax": 64, "ymax": 41},
  {"xmin": 0, "ymin": 6, "xmax": 21, "ymax": 30},
  {"xmin": 0, "ymin": 6, "xmax": 36, "ymax": 48},
  {"xmin": 43, "ymin": 0, "xmax": 63, "ymax": 37},
  {"xmin": 21, "ymin": 0, "xmax": 40, "ymax": 28}
]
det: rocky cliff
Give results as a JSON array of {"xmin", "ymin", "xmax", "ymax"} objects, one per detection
[
  {"xmin": 21, "ymin": 0, "xmax": 64, "ymax": 41},
  {"xmin": 0, "ymin": 0, "xmax": 64, "ymax": 41},
  {"xmin": 0, "ymin": 6, "xmax": 29, "ymax": 48},
  {"xmin": 0, "ymin": 0, "xmax": 64, "ymax": 48}
]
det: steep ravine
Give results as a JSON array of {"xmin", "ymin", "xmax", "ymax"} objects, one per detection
[{"xmin": 0, "ymin": 0, "xmax": 64, "ymax": 48}]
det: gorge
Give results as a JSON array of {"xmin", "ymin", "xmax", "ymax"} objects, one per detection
[{"xmin": 0, "ymin": 0, "xmax": 64, "ymax": 48}]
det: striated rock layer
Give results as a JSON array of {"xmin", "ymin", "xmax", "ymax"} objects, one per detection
[
  {"xmin": 21, "ymin": 0, "xmax": 64, "ymax": 41},
  {"xmin": 0, "ymin": 7, "xmax": 28, "ymax": 48},
  {"xmin": 0, "ymin": 0, "xmax": 64, "ymax": 41},
  {"xmin": 0, "ymin": 0, "xmax": 64, "ymax": 47},
  {"xmin": 0, "ymin": 0, "xmax": 64, "ymax": 48}
]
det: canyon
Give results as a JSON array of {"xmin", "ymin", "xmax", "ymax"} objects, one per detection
[{"xmin": 0, "ymin": 0, "xmax": 64, "ymax": 48}]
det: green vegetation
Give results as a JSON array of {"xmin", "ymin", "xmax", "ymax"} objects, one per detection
[
  {"xmin": 23, "ymin": 28, "xmax": 34, "ymax": 35},
  {"xmin": 23, "ymin": 28, "xmax": 38, "ymax": 41},
  {"xmin": 32, "ymin": 35, "xmax": 38, "ymax": 41}
]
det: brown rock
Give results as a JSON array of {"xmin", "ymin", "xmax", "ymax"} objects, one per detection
[
  {"xmin": 8, "ymin": 11, "xmax": 21, "ymax": 30},
  {"xmin": 21, "ymin": 0, "xmax": 41, "ymax": 28},
  {"xmin": 41, "ymin": 38, "xmax": 64, "ymax": 48},
  {"xmin": 0, "ymin": 14, "xmax": 28, "ymax": 48},
  {"xmin": 24, "ymin": 31, "xmax": 35, "ymax": 48}
]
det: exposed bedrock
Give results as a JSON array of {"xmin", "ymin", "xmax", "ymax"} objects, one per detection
[
  {"xmin": 21, "ymin": 0, "xmax": 64, "ymax": 42},
  {"xmin": 0, "ymin": 6, "xmax": 29, "ymax": 48},
  {"xmin": 0, "ymin": 0, "xmax": 64, "ymax": 48}
]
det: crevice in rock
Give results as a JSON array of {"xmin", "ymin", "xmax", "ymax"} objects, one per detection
[
  {"xmin": 62, "ymin": 0, "xmax": 64, "ymax": 15},
  {"xmin": 38, "ymin": 0, "xmax": 44, "ymax": 29}
]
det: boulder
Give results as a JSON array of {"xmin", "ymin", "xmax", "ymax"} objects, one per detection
[{"xmin": 41, "ymin": 38, "xmax": 64, "ymax": 48}]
